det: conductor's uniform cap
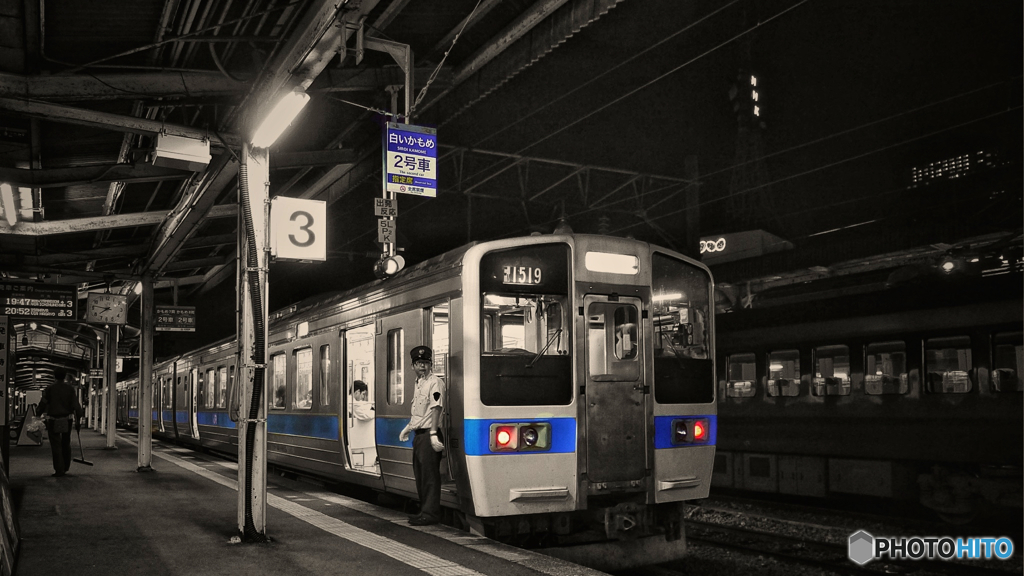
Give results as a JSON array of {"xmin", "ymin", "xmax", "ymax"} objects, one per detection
[{"xmin": 411, "ymin": 346, "xmax": 432, "ymax": 363}]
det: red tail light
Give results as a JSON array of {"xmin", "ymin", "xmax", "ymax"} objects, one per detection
[
  {"xmin": 492, "ymin": 425, "xmax": 519, "ymax": 451},
  {"xmin": 693, "ymin": 420, "xmax": 707, "ymax": 441}
]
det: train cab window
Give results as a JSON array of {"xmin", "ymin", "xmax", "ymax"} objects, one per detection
[
  {"xmin": 767, "ymin": 350, "xmax": 801, "ymax": 397},
  {"xmin": 205, "ymin": 369, "xmax": 216, "ymax": 408},
  {"xmin": 270, "ymin": 353, "xmax": 286, "ymax": 409},
  {"xmin": 651, "ymin": 252, "xmax": 715, "ymax": 404},
  {"xmin": 588, "ymin": 302, "xmax": 639, "ymax": 381},
  {"xmin": 319, "ymin": 345, "xmax": 331, "ymax": 406},
  {"xmin": 991, "ymin": 332, "xmax": 1022, "ymax": 392},
  {"xmin": 925, "ymin": 336, "xmax": 972, "ymax": 393},
  {"xmin": 387, "ymin": 329, "xmax": 404, "ymax": 405},
  {"xmin": 218, "ymin": 367, "xmax": 229, "ymax": 408},
  {"xmin": 479, "ymin": 244, "xmax": 572, "ymax": 406},
  {"xmin": 865, "ymin": 341, "xmax": 908, "ymax": 394},
  {"xmin": 812, "ymin": 345, "xmax": 851, "ymax": 396},
  {"xmin": 726, "ymin": 353, "xmax": 757, "ymax": 398},
  {"xmin": 295, "ymin": 348, "xmax": 313, "ymax": 409}
]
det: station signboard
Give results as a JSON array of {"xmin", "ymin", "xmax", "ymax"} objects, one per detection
[
  {"xmin": 0, "ymin": 316, "xmax": 8, "ymax": 426},
  {"xmin": 270, "ymin": 196, "xmax": 327, "ymax": 262},
  {"xmin": 384, "ymin": 122, "xmax": 437, "ymax": 198},
  {"xmin": 155, "ymin": 305, "xmax": 196, "ymax": 332},
  {"xmin": 0, "ymin": 281, "xmax": 77, "ymax": 320}
]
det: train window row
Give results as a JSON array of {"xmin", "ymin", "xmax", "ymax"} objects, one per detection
[
  {"xmin": 265, "ymin": 304, "xmax": 451, "ymax": 412},
  {"xmin": 724, "ymin": 331, "xmax": 1022, "ymax": 398}
]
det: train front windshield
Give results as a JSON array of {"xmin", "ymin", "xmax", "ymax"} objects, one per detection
[
  {"xmin": 651, "ymin": 252, "xmax": 715, "ymax": 404},
  {"xmin": 479, "ymin": 244, "xmax": 572, "ymax": 406}
]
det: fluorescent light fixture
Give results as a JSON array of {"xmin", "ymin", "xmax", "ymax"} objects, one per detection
[
  {"xmin": 251, "ymin": 89, "xmax": 311, "ymax": 148},
  {"xmin": 0, "ymin": 183, "xmax": 16, "ymax": 227},
  {"xmin": 585, "ymin": 252, "xmax": 639, "ymax": 275},
  {"xmin": 653, "ymin": 292, "xmax": 683, "ymax": 302}
]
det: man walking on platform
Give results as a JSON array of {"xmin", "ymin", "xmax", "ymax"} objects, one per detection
[
  {"xmin": 398, "ymin": 346, "xmax": 446, "ymax": 526},
  {"xmin": 37, "ymin": 369, "xmax": 84, "ymax": 477}
]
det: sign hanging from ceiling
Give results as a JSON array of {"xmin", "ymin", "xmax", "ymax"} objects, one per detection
[
  {"xmin": 0, "ymin": 281, "xmax": 77, "ymax": 320},
  {"xmin": 384, "ymin": 122, "xmax": 437, "ymax": 198},
  {"xmin": 155, "ymin": 305, "xmax": 195, "ymax": 332},
  {"xmin": 270, "ymin": 196, "xmax": 326, "ymax": 262}
]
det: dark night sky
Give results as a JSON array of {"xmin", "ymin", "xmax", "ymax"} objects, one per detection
[{"xmin": 176, "ymin": 0, "xmax": 1022, "ymax": 351}]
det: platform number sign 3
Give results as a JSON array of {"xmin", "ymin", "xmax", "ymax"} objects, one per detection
[{"xmin": 271, "ymin": 196, "xmax": 327, "ymax": 262}]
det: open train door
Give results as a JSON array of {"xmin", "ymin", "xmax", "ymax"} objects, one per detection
[
  {"xmin": 374, "ymin": 309, "xmax": 423, "ymax": 498},
  {"xmin": 344, "ymin": 324, "xmax": 379, "ymax": 474}
]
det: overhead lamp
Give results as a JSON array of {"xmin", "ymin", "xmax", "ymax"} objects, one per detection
[
  {"xmin": 1, "ymin": 183, "xmax": 16, "ymax": 227},
  {"xmin": 373, "ymin": 255, "xmax": 405, "ymax": 279},
  {"xmin": 251, "ymin": 89, "xmax": 311, "ymax": 148},
  {"xmin": 151, "ymin": 132, "xmax": 211, "ymax": 172}
]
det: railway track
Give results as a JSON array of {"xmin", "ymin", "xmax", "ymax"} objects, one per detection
[{"xmin": 673, "ymin": 496, "xmax": 1023, "ymax": 576}]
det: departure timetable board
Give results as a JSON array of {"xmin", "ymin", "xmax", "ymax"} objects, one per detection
[{"xmin": 0, "ymin": 281, "xmax": 77, "ymax": 320}]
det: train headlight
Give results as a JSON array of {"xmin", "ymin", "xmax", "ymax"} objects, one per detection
[
  {"xmin": 671, "ymin": 418, "xmax": 711, "ymax": 445},
  {"xmin": 672, "ymin": 419, "xmax": 689, "ymax": 444},
  {"xmin": 522, "ymin": 427, "xmax": 539, "ymax": 446},
  {"xmin": 489, "ymin": 422, "xmax": 552, "ymax": 452}
]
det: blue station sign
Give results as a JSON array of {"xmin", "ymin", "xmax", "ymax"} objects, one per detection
[{"xmin": 384, "ymin": 122, "xmax": 437, "ymax": 198}]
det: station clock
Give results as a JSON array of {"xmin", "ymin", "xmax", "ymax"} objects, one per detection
[{"xmin": 86, "ymin": 293, "xmax": 128, "ymax": 325}]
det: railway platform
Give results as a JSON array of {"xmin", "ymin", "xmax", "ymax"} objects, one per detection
[{"xmin": 9, "ymin": 428, "xmax": 606, "ymax": 576}]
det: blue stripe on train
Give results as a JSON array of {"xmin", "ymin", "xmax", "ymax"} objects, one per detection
[
  {"xmin": 463, "ymin": 418, "xmax": 576, "ymax": 456},
  {"xmin": 196, "ymin": 412, "xmax": 237, "ymax": 429},
  {"xmin": 653, "ymin": 414, "xmax": 717, "ymax": 449},
  {"xmin": 266, "ymin": 413, "xmax": 338, "ymax": 440},
  {"xmin": 376, "ymin": 417, "xmax": 413, "ymax": 448}
]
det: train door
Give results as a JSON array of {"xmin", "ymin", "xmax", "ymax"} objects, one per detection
[
  {"xmin": 584, "ymin": 294, "xmax": 647, "ymax": 483},
  {"xmin": 344, "ymin": 324, "xmax": 378, "ymax": 473},
  {"xmin": 189, "ymin": 368, "xmax": 200, "ymax": 438},
  {"xmin": 376, "ymin": 309, "xmax": 423, "ymax": 496}
]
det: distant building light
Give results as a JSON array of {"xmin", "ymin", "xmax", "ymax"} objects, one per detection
[
  {"xmin": 750, "ymin": 76, "xmax": 757, "ymax": 86},
  {"xmin": 752, "ymin": 90, "xmax": 758, "ymax": 101},
  {"xmin": 753, "ymin": 106, "xmax": 760, "ymax": 116}
]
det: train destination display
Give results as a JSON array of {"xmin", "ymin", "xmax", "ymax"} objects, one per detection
[{"xmin": 0, "ymin": 282, "xmax": 77, "ymax": 320}]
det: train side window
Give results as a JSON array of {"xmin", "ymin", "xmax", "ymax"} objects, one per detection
[
  {"xmin": 812, "ymin": 345, "xmax": 851, "ymax": 396},
  {"xmin": 431, "ymin": 303, "xmax": 450, "ymax": 380},
  {"xmin": 991, "ymin": 332, "xmax": 1022, "ymax": 392},
  {"xmin": 270, "ymin": 353, "xmax": 286, "ymax": 409},
  {"xmin": 295, "ymin": 348, "xmax": 313, "ymax": 409},
  {"xmin": 346, "ymin": 325, "xmax": 375, "ymax": 404},
  {"xmin": 205, "ymin": 369, "xmax": 216, "ymax": 408},
  {"xmin": 864, "ymin": 341, "xmax": 908, "ymax": 394},
  {"xmin": 319, "ymin": 345, "xmax": 331, "ymax": 407},
  {"xmin": 387, "ymin": 329, "xmax": 405, "ymax": 405},
  {"xmin": 767, "ymin": 350, "xmax": 800, "ymax": 397},
  {"xmin": 726, "ymin": 353, "xmax": 756, "ymax": 398},
  {"xmin": 218, "ymin": 367, "xmax": 228, "ymax": 408},
  {"xmin": 925, "ymin": 336, "xmax": 972, "ymax": 393}
]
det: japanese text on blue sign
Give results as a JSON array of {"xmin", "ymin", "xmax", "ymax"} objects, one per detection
[{"xmin": 385, "ymin": 122, "xmax": 437, "ymax": 198}]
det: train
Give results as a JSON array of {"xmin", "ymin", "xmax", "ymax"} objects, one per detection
[
  {"xmin": 116, "ymin": 229, "xmax": 718, "ymax": 569},
  {"xmin": 712, "ymin": 268, "xmax": 1023, "ymax": 524}
]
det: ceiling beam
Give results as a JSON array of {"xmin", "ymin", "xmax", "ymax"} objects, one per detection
[
  {"xmin": 270, "ymin": 149, "xmax": 357, "ymax": 169},
  {"xmin": 0, "ymin": 204, "xmax": 237, "ymax": 236},
  {"xmin": 0, "ymin": 71, "xmax": 248, "ymax": 101},
  {"xmin": 141, "ymin": 153, "xmax": 240, "ymax": 275},
  {"xmin": 314, "ymin": 67, "xmax": 453, "ymax": 93},
  {"xmin": 0, "ymin": 97, "xmax": 241, "ymax": 147},
  {"xmin": 0, "ymin": 163, "xmax": 191, "ymax": 189}
]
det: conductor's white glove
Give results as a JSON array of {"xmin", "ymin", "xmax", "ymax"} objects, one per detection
[
  {"xmin": 429, "ymin": 433, "xmax": 444, "ymax": 453},
  {"xmin": 398, "ymin": 426, "xmax": 411, "ymax": 443}
]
